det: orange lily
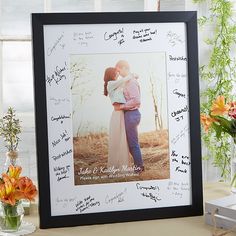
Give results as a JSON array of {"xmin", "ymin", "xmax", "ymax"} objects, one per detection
[
  {"xmin": 5, "ymin": 181, "xmax": 14, "ymax": 195},
  {"xmin": 2, "ymin": 193, "xmax": 16, "ymax": 206},
  {"xmin": 211, "ymin": 95, "xmax": 230, "ymax": 116},
  {"xmin": 17, "ymin": 177, "xmax": 37, "ymax": 201},
  {"xmin": 0, "ymin": 166, "xmax": 37, "ymax": 206},
  {"xmin": 0, "ymin": 184, "xmax": 6, "ymax": 199},
  {"xmin": 200, "ymin": 114, "xmax": 217, "ymax": 132},
  {"xmin": 0, "ymin": 182, "xmax": 16, "ymax": 206}
]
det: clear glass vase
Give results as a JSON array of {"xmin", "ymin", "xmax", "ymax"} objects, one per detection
[
  {"xmin": 3, "ymin": 150, "xmax": 21, "ymax": 172},
  {"xmin": 0, "ymin": 201, "xmax": 24, "ymax": 232}
]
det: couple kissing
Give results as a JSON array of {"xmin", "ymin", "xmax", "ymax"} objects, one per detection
[{"xmin": 103, "ymin": 60, "xmax": 144, "ymax": 174}]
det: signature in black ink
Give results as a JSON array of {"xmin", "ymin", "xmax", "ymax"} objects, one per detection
[
  {"xmin": 52, "ymin": 149, "xmax": 72, "ymax": 161},
  {"xmin": 104, "ymin": 28, "xmax": 125, "ymax": 46},
  {"xmin": 181, "ymin": 155, "xmax": 191, "ymax": 166},
  {"xmin": 46, "ymin": 62, "xmax": 67, "ymax": 86},
  {"xmin": 104, "ymin": 28, "xmax": 124, "ymax": 41},
  {"xmin": 52, "ymin": 130, "xmax": 70, "ymax": 148},
  {"xmin": 75, "ymin": 196, "xmax": 100, "ymax": 213},
  {"xmin": 175, "ymin": 166, "xmax": 187, "ymax": 173},
  {"xmin": 173, "ymin": 89, "xmax": 186, "ymax": 98},
  {"xmin": 140, "ymin": 192, "xmax": 161, "ymax": 202},
  {"xmin": 61, "ymin": 130, "xmax": 70, "ymax": 142},
  {"xmin": 171, "ymin": 105, "xmax": 188, "ymax": 118},
  {"xmin": 136, "ymin": 182, "xmax": 161, "ymax": 203},
  {"xmin": 133, "ymin": 28, "xmax": 157, "ymax": 43},
  {"xmin": 51, "ymin": 114, "xmax": 71, "ymax": 124},
  {"xmin": 175, "ymin": 115, "xmax": 184, "ymax": 122},
  {"xmin": 54, "ymin": 165, "xmax": 70, "ymax": 182},
  {"xmin": 171, "ymin": 150, "xmax": 178, "ymax": 157},
  {"xmin": 169, "ymin": 55, "xmax": 187, "ymax": 62},
  {"xmin": 136, "ymin": 183, "xmax": 159, "ymax": 191}
]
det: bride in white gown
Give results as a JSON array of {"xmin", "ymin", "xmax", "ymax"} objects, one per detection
[{"xmin": 103, "ymin": 67, "xmax": 132, "ymax": 170}]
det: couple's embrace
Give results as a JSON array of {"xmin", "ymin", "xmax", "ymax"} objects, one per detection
[{"xmin": 103, "ymin": 60, "xmax": 144, "ymax": 174}]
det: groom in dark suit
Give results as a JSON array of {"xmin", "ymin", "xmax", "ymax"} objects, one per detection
[{"xmin": 113, "ymin": 60, "xmax": 144, "ymax": 173}]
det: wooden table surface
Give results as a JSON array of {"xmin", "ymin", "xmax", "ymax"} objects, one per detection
[{"xmin": 25, "ymin": 182, "xmax": 236, "ymax": 236}]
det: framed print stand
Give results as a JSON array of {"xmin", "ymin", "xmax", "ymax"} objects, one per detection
[{"xmin": 31, "ymin": 11, "xmax": 203, "ymax": 229}]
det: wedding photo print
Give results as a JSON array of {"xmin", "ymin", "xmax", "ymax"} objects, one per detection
[{"xmin": 70, "ymin": 52, "xmax": 170, "ymax": 185}]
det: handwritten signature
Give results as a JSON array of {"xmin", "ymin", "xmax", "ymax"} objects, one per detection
[
  {"xmin": 76, "ymin": 196, "xmax": 100, "ymax": 213},
  {"xmin": 105, "ymin": 188, "xmax": 127, "ymax": 204},
  {"xmin": 47, "ymin": 33, "xmax": 65, "ymax": 56},
  {"xmin": 167, "ymin": 31, "xmax": 184, "ymax": 47},
  {"xmin": 104, "ymin": 28, "xmax": 125, "ymax": 46},
  {"xmin": 46, "ymin": 63, "xmax": 67, "ymax": 86}
]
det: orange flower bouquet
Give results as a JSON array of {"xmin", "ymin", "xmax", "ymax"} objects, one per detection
[
  {"xmin": 201, "ymin": 95, "xmax": 236, "ymax": 189},
  {"xmin": 201, "ymin": 95, "xmax": 236, "ymax": 141},
  {"xmin": 0, "ymin": 165, "xmax": 37, "ymax": 232}
]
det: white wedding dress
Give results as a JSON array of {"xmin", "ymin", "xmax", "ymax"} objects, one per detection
[
  {"xmin": 107, "ymin": 110, "xmax": 130, "ymax": 169},
  {"xmin": 107, "ymin": 76, "xmax": 131, "ymax": 170}
]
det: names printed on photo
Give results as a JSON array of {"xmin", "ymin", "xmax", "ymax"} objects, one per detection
[
  {"xmin": 77, "ymin": 165, "xmax": 140, "ymax": 176},
  {"xmin": 77, "ymin": 165, "xmax": 140, "ymax": 182}
]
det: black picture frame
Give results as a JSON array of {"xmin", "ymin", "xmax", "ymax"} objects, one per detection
[{"xmin": 31, "ymin": 11, "xmax": 203, "ymax": 229}]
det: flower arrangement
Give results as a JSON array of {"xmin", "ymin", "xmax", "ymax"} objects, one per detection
[
  {"xmin": 200, "ymin": 96, "xmax": 236, "ymax": 142},
  {"xmin": 0, "ymin": 165, "xmax": 37, "ymax": 206},
  {"xmin": 201, "ymin": 95, "xmax": 236, "ymax": 189},
  {"xmin": 0, "ymin": 165, "xmax": 37, "ymax": 232}
]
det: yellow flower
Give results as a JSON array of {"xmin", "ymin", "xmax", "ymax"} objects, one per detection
[
  {"xmin": 211, "ymin": 96, "xmax": 230, "ymax": 116},
  {"xmin": 5, "ymin": 181, "xmax": 14, "ymax": 195},
  {"xmin": 0, "ymin": 184, "xmax": 6, "ymax": 199},
  {"xmin": 8, "ymin": 165, "xmax": 22, "ymax": 179},
  {"xmin": 200, "ymin": 114, "xmax": 217, "ymax": 132}
]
